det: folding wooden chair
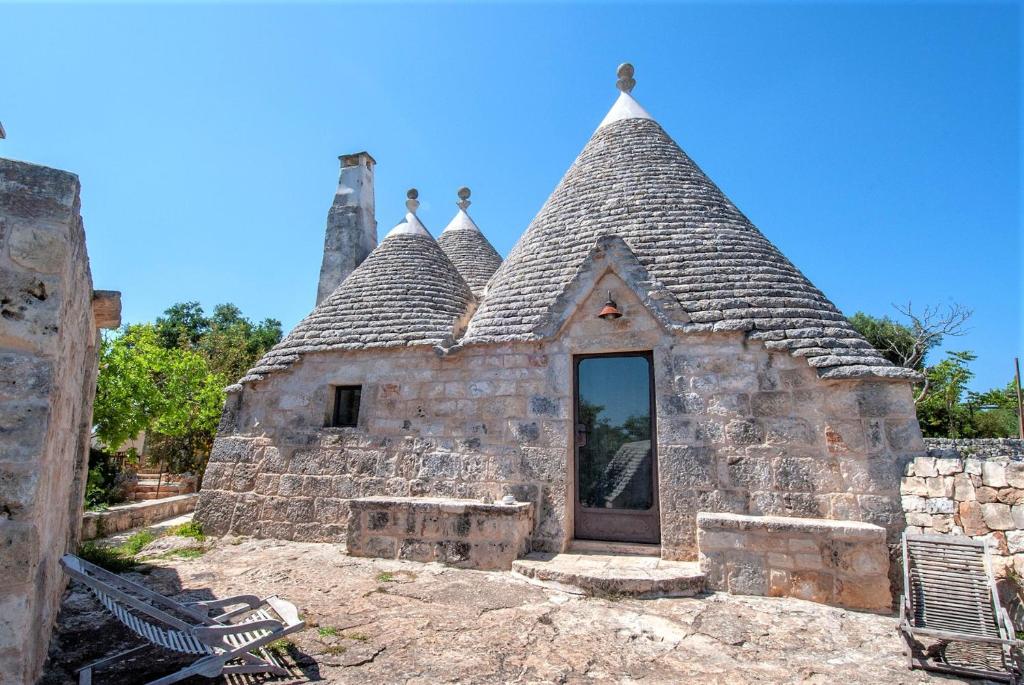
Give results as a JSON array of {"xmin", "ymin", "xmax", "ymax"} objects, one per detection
[
  {"xmin": 900, "ymin": 533, "xmax": 1023, "ymax": 683},
  {"xmin": 60, "ymin": 554, "xmax": 305, "ymax": 684}
]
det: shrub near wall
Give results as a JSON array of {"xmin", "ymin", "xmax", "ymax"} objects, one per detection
[{"xmin": 902, "ymin": 438, "xmax": 1024, "ymax": 576}]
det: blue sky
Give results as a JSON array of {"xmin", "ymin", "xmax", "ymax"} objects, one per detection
[{"xmin": 2, "ymin": 2, "xmax": 1019, "ymax": 391}]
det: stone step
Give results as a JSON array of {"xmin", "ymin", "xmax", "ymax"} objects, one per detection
[
  {"xmin": 568, "ymin": 539, "xmax": 661, "ymax": 557},
  {"xmin": 512, "ymin": 552, "xmax": 705, "ymax": 598}
]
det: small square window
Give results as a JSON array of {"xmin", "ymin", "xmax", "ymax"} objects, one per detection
[{"xmin": 330, "ymin": 385, "xmax": 361, "ymax": 427}]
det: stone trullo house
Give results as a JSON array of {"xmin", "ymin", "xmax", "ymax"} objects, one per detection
[{"xmin": 197, "ymin": 65, "xmax": 924, "ymax": 603}]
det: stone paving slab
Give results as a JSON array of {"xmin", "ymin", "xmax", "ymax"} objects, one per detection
[{"xmin": 42, "ymin": 537, "xmax": 957, "ymax": 684}]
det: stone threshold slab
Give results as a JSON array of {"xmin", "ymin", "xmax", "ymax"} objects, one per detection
[{"xmin": 512, "ymin": 552, "xmax": 705, "ymax": 598}]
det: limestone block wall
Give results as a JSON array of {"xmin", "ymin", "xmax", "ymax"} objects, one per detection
[
  {"xmin": 697, "ymin": 512, "xmax": 891, "ymax": 611},
  {"xmin": 0, "ymin": 158, "xmax": 109, "ymax": 683},
  {"xmin": 198, "ymin": 270, "xmax": 922, "ymax": 561},
  {"xmin": 901, "ymin": 438, "xmax": 1024, "ymax": 577},
  {"xmin": 346, "ymin": 496, "xmax": 533, "ymax": 570}
]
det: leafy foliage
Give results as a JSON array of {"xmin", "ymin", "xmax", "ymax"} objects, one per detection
[
  {"xmin": 848, "ymin": 313, "xmax": 925, "ymax": 370},
  {"xmin": 94, "ymin": 324, "xmax": 226, "ymax": 468},
  {"xmin": 84, "ymin": 448, "xmax": 128, "ymax": 510},
  {"xmin": 93, "ymin": 302, "xmax": 281, "ymax": 487},
  {"xmin": 155, "ymin": 301, "xmax": 282, "ymax": 382}
]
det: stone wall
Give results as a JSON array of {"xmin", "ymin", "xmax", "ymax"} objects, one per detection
[
  {"xmin": 346, "ymin": 496, "xmax": 533, "ymax": 570},
  {"xmin": 902, "ymin": 438, "xmax": 1024, "ymax": 577},
  {"xmin": 0, "ymin": 158, "xmax": 115, "ymax": 683},
  {"xmin": 80, "ymin": 494, "xmax": 198, "ymax": 541},
  {"xmin": 697, "ymin": 512, "xmax": 891, "ymax": 611},
  {"xmin": 198, "ymin": 271, "xmax": 922, "ymax": 560}
]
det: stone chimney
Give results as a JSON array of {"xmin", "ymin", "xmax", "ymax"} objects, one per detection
[{"xmin": 316, "ymin": 151, "xmax": 377, "ymax": 304}]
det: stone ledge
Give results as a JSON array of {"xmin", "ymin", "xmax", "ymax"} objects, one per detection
[
  {"xmin": 351, "ymin": 496, "xmax": 531, "ymax": 516},
  {"xmin": 696, "ymin": 512, "xmax": 886, "ymax": 542},
  {"xmin": 81, "ymin": 494, "xmax": 198, "ymax": 540}
]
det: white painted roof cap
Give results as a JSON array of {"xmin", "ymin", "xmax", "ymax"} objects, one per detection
[
  {"xmin": 442, "ymin": 209, "xmax": 480, "ymax": 234},
  {"xmin": 598, "ymin": 91, "xmax": 654, "ymax": 129},
  {"xmin": 385, "ymin": 188, "xmax": 433, "ymax": 238},
  {"xmin": 386, "ymin": 212, "xmax": 431, "ymax": 238},
  {"xmin": 597, "ymin": 62, "xmax": 653, "ymax": 129}
]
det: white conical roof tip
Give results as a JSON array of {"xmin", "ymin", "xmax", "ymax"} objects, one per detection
[
  {"xmin": 387, "ymin": 188, "xmax": 432, "ymax": 238},
  {"xmin": 442, "ymin": 187, "xmax": 482, "ymax": 234},
  {"xmin": 599, "ymin": 62, "xmax": 653, "ymax": 129}
]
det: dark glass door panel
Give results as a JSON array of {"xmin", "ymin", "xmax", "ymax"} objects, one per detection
[{"xmin": 574, "ymin": 353, "xmax": 660, "ymax": 544}]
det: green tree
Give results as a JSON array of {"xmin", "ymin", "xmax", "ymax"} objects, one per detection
[
  {"xmin": 198, "ymin": 303, "xmax": 282, "ymax": 382},
  {"xmin": 155, "ymin": 301, "xmax": 209, "ymax": 349},
  {"xmin": 93, "ymin": 324, "xmax": 226, "ymax": 472},
  {"xmin": 916, "ymin": 351, "xmax": 976, "ymax": 438},
  {"xmin": 848, "ymin": 312, "xmax": 923, "ymax": 370},
  {"xmin": 965, "ymin": 381, "xmax": 1021, "ymax": 438}
]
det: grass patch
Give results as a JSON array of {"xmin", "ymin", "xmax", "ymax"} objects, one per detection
[
  {"xmin": 375, "ymin": 571, "xmax": 396, "ymax": 583},
  {"xmin": 265, "ymin": 639, "xmax": 293, "ymax": 657},
  {"xmin": 323, "ymin": 645, "xmax": 347, "ymax": 656},
  {"xmin": 77, "ymin": 541, "xmax": 139, "ymax": 573},
  {"xmin": 318, "ymin": 626, "xmax": 339, "ymax": 637},
  {"xmin": 158, "ymin": 547, "xmax": 206, "ymax": 560},
  {"xmin": 119, "ymin": 530, "xmax": 157, "ymax": 556},
  {"xmin": 345, "ymin": 632, "xmax": 369, "ymax": 642},
  {"xmin": 167, "ymin": 521, "xmax": 205, "ymax": 541}
]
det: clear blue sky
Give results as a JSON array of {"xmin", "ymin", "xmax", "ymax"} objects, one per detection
[{"xmin": 2, "ymin": 2, "xmax": 1019, "ymax": 391}]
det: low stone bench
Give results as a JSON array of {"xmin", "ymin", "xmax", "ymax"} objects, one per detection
[
  {"xmin": 696, "ymin": 512, "xmax": 890, "ymax": 612},
  {"xmin": 346, "ymin": 496, "xmax": 534, "ymax": 570},
  {"xmin": 81, "ymin": 494, "xmax": 198, "ymax": 540}
]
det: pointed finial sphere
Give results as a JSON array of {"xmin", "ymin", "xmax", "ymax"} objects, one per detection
[
  {"xmin": 456, "ymin": 186, "xmax": 471, "ymax": 211},
  {"xmin": 405, "ymin": 188, "xmax": 420, "ymax": 213},
  {"xmin": 616, "ymin": 63, "xmax": 636, "ymax": 94}
]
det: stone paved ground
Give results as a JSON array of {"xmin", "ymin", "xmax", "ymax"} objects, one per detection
[{"xmin": 42, "ymin": 537, "xmax": 961, "ymax": 684}]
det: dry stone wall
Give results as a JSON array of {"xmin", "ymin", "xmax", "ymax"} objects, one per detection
[
  {"xmin": 198, "ymin": 271, "xmax": 922, "ymax": 560},
  {"xmin": 902, "ymin": 438, "xmax": 1024, "ymax": 577},
  {"xmin": 0, "ymin": 158, "xmax": 113, "ymax": 683},
  {"xmin": 347, "ymin": 496, "xmax": 533, "ymax": 570},
  {"xmin": 697, "ymin": 512, "xmax": 891, "ymax": 611}
]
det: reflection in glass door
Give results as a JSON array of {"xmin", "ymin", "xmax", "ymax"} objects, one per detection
[{"xmin": 573, "ymin": 353, "xmax": 660, "ymax": 544}]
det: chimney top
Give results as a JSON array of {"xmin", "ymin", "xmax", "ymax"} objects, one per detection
[{"xmin": 340, "ymin": 151, "xmax": 376, "ymax": 168}]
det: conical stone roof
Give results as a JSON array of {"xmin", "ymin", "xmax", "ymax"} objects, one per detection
[
  {"xmin": 436, "ymin": 188, "xmax": 502, "ymax": 296},
  {"xmin": 238, "ymin": 194, "xmax": 474, "ymax": 385},
  {"xmin": 464, "ymin": 74, "xmax": 915, "ymax": 381}
]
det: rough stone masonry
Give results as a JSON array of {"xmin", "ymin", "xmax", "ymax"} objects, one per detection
[
  {"xmin": 0, "ymin": 158, "xmax": 119, "ymax": 684},
  {"xmin": 197, "ymin": 67, "xmax": 927, "ymax": 587}
]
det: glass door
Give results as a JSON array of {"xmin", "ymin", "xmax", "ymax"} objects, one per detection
[{"xmin": 573, "ymin": 352, "xmax": 660, "ymax": 544}]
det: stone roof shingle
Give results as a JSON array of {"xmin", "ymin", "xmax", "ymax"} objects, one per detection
[
  {"xmin": 437, "ymin": 208, "xmax": 502, "ymax": 297},
  {"xmin": 237, "ymin": 224, "xmax": 473, "ymax": 385},
  {"xmin": 463, "ymin": 116, "xmax": 916, "ymax": 381}
]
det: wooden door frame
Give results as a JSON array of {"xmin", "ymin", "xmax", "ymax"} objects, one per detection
[{"xmin": 572, "ymin": 350, "xmax": 661, "ymax": 544}]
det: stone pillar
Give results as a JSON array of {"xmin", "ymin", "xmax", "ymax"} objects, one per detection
[
  {"xmin": 316, "ymin": 151, "xmax": 377, "ymax": 305},
  {"xmin": 0, "ymin": 158, "xmax": 119, "ymax": 683}
]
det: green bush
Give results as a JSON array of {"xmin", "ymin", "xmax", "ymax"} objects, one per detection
[
  {"xmin": 84, "ymin": 448, "xmax": 128, "ymax": 510},
  {"xmin": 78, "ymin": 541, "xmax": 139, "ymax": 573}
]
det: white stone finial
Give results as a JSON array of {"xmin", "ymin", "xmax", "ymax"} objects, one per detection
[
  {"xmin": 616, "ymin": 63, "xmax": 636, "ymax": 94},
  {"xmin": 456, "ymin": 186, "xmax": 471, "ymax": 211},
  {"xmin": 0, "ymin": 121, "xmax": 6, "ymax": 140},
  {"xmin": 405, "ymin": 188, "xmax": 420, "ymax": 213}
]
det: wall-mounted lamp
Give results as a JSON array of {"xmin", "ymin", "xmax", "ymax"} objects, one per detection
[{"xmin": 598, "ymin": 291, "xmax": 622, "ymax": 320}]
